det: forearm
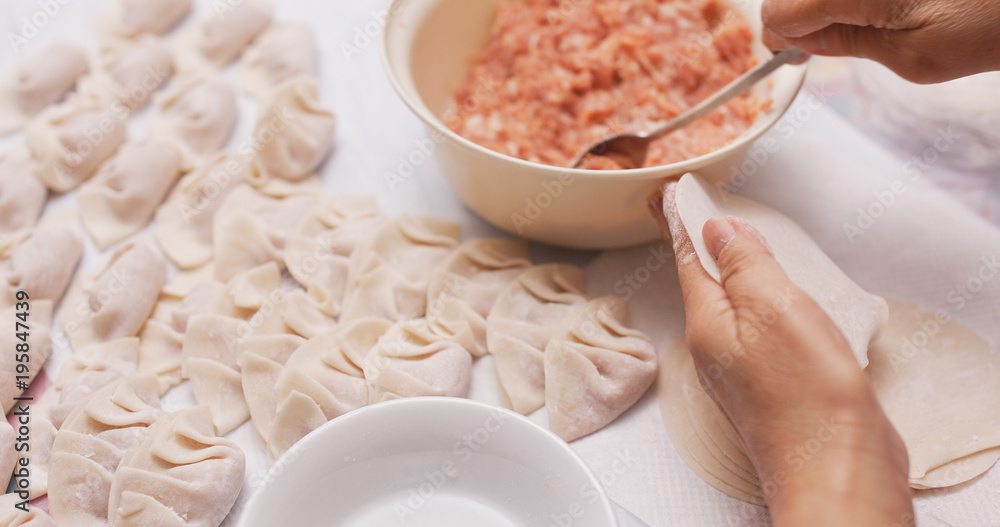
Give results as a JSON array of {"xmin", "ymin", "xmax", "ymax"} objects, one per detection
[{"xmin": 755, "ymin": 410, "xmax": 914, "ymax": 527}]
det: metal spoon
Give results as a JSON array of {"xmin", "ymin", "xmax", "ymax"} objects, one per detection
[{"xmin": 571, "ymin": 48, "xmax": 805, "ymax": 169}]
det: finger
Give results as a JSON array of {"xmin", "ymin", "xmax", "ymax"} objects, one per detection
[
  {"xmin": 789, "ymin": 24, "xmax": 944, "ymax": 83},
  {"xmin": 761, "ymin": 0, "xmax": 914, "ymax": 40},
  {"xmin": 703, "ymin": 216, "xmax": 797, "ymax": 314},
  {"xmin": 661, "ymin": 183, "xmax": 733, "ymax": 331}
]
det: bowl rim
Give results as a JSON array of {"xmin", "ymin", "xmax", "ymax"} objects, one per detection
[
  {"xmin": 380, "ymin": 0, "xmax": 807, "ymax": 183},
  {"xmin": 241, "ymin": 397, "xmax": 620, "ymax": 527}
]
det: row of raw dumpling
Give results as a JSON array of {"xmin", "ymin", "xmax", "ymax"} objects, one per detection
[
  {"xmin": 0, "ymin": 0, "xmax": 332, "ymax": 251},
  {"xmin": 0, "ymin": 214, "xmax": 84, "ymax": 417},
  {"xmin": 36, "ymin": 374, "xmax": 244, "ymax": 527},
  {"xmin": 0, "ymin": 0, "xmax": 277, "ymax": 136}
]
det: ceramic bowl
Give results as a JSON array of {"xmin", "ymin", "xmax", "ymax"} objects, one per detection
[
  {"xmin": 382, "ymin": 0, "xmax": 806, "ymax": 249},
  {"xmin": 236, "ymin": 397, "xmax": 620, "ymax": 527}
]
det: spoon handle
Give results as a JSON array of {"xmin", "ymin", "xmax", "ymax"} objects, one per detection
[{"xmin": 643, "ymin": 47, "xmax": 805, "ymax": 141}]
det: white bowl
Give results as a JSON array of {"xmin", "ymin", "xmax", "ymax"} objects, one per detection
[
  {"xmin": 382, "ymin": 0, "xmax": 806, "ymax": 249},
  {"xmin": 237, "ymin": 397, "xmax": 620, "ymax": 527}
]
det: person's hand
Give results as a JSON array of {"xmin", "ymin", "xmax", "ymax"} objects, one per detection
[
  {"xmin": 761, "ymin": 0, "xmax": 1000, "ymax": 83},
  {"xmin": 652, "ymin": 182, "xmax": 914, "ymax": 527}
]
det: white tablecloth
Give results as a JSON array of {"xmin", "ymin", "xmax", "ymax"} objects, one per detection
[{"xmin": 3, "ymin": 1, "xmax": 999, "ymax": 526}]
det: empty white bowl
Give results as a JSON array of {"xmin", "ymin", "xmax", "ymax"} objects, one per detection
[
  {"xmin": 382, "ymin": 0, "xmax": 806, "ymax": 249},
  {"xmin": 236, "ymin": 397, "xmax": 620, "ymax": 527}
]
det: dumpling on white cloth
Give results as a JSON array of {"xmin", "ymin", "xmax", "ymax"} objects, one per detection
[
  {"xmin": 211, "ymin": 183, "xmax": 320, "ymax": 282},
  {"xmin": 48, "ymin": 337, "xmax": 140, "ymax": 429},
  {"xmin": 250, "ymin": 77, "xmax": 335, "ymax": 182},
  {"xmin": 1, "ymin": 222, "xmax": 82, "ymax": 309},
  {"xmin": 0, "ymin": 41, "xmax": 90, "ymax": 135},
  {"xmin": 544, "ymin": 296, "xmax": 657, "ymax": 442},
  {"xmin": 341, "ymin": 216, "xmax": 460, "ymax": 321},
  {"xmin": 364, "ymin": 318, "xmax": 472, "ymax": 403},
  {"xmin": 150, "ymin": 75, "xmax": 238, "ymax": 170},
  {"xmin": 236, "ymin": 334, "xmax": 306, "ymax": 442},
  {"xmin": 283, "ymin": 195, "xmax": 385, "ymax": 318},
  {"xmin": 0, "ymin": 146, "xmax": 47, "ymax": 240},
  {"xmin": 78, "ymin": 36, "xmax": 174, "ymax": 116},
  {"xmin": 79, "ymin": 140, "xmax": 182, "ymax": 249},
  {"xmin": 487, "ymin": 264, "xmax": 587, "ymax": 415},
  {"xmin": 47, "ymin": 375, "xmax": 164, "ymax": 527},
  {"xmin": 0, "ymin": 300, "xmax": 52, "ymax": 414},
  {"xmin": 241, "ymin": 21, "xmax": 318, "ymax": 102},
  {"xmin": 181, "ymin": 263, "xmax": 291, "ymax": 435},
  {"xmin": 25, "ymin": 103, "xmax": 127, "ymax": 192},
  {"xmin": 155, "ymin": 152, "xmax": 248, "ymax": 269},
  {"xmin": 0, "ymin": 492, "xmax": 57, "ymax": 526},
  {"xmin": 174, "ymin": 0, "xmax": 272, "ymax": 74},
  {"xmin": 108, "ymin": 406, "xmax": 246, "ymax": 527},
  {"xmin": 59, "ymin": 239, "xmax": 167, "ymax": 350},
  {"xmin": 266, "ymin": 318, "xmax": 391, "ymax": 461},
  {"xmin": 99, "ymin": 0, "xmax": 192, "ymax": 43},
  {"xmin": 0, "ymin": 420, "xmax": 17, "ymax": 491},
  {"xmin": 426, "ymin": 238, "xmax": 531, "ymax": 357}
]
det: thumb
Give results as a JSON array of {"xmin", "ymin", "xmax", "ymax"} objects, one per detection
[{"xmin": 704, "ymin": 217, "xmax": 794, "ymax": 312}]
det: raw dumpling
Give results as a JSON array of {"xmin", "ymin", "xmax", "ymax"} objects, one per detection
[
  {"xmin": 658, "ymin": 337, "xmax": 766, "ymax": 505},
  {"xmin": 0, "ymin": 146, "xmax": 47, "ymax": 239},
  {"xmin": 59, "ymin": 240, "xmax": 167, "ymax": 350},
  {"xmin": 426, "ymin": 239, "xmax": 532, "ymax": 357},
  {"xmin": 0, "ymin": 41, "xmax": 90, "ymax": 134},
  {"xmin": 175, "ymin": 0, "xmax": 272, "ymax": 73},
  {"xmin": 138, "ymin": 270, "xmax": 219, "ymax": 394},
  {"xmin": 666, "ymin": 173, "xmax": 888, "ymax": 367},
  {"xmin": 212, "ymin": 184, "xmax": 319, "ymax": 281},
  {"xmin": 0, "ymin": 492, "xmax": 57, "ymax": 526},
  {"xmin": 0, "ymin": 300, "xmax": 52, "ymax": 413},
  {"xmin": 182, "ymin": 314, "xmax": 254, "ymax": 435},
  {"xmin": 150, "ymin": 75, "xmax": 238, "ymax": 170},
  {"xmin": 181, "ymin": 263, "xmax": 290, "ymax": 435},
  {"xmin": 279, "ymin": 288, "xmax": 338, "ymax": 339},
  {"xmin": 1, "ymin": 420, "xmax": 16, "ymax": 490},
  {"xmin": 155, "ymin": 152, "xmax": 248, "ymax": 269},
  {"xmin": 266, "ymin": 318, "xmax": 391, "ymax": 460},
  {"xmin": 108, "ymin": 406, "xmax": 246, "ymax": 527},
  {"xmin": 25, "ymin": 103, "xmax": 127, "ymax": 192},
  {"xmin": 487, "ymin": 264, "xmax": 587, "ymax": 414},
  {"xmin": 1, "ymin": 222, "xmax": 83, "ymax": 308},
  {"xmin": 341, "ymin": 216, "xmax": 461, "ymax": 321},
  {"xmin": 100, "ymin": 0, "xmax": 192, "ymax": 42},
  {"xmin": 364, "ymin": 318, "xmax": 473, "ymax": 403},
  {"xmin": 252, "ymin": 77, "xmax": 335, "ymax": 182},
  {"xmin": 48, "ymin": 375, "xmax": 163, "ymax": 527},
  {"xmin": 48, "ymin": 337, "xmax": 140, "ymax": 428},
  {"xmin": 869, "ymin": 300, "xmax": 1000, "ymax": 489},
  {"xmin": 236, "ymin": 334, "xmax": 306, "ymax": 441},
  {"xmin": 79, "ymin": 140, "xmax": 182, "ymax": 249},
  {"xmin": 544, "ymin": 297, "xmax": 658, "ymax": 442},
  {"xmin": 241, "ymin": 21, "xmax": 318, "ymax": 102},
  {"xmin": 79, "ymin": 36, "xmax": 175, "ymax": 116},
  {"xmin": 284, "ymin": 195, "xmax": 385, "ymax": 318}
]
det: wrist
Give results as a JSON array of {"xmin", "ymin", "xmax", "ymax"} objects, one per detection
[{"xmin": 755, "ymin": 408, "xmax": 913, "ymax": 527}]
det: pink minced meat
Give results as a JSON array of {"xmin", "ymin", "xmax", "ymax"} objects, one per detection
[{"xmin": 447, "ymin": 0, "xmax": 768, "ymax": 170}]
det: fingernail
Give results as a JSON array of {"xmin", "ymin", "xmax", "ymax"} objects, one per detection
[{"xmin": 705, "ymin": 216, "xmax": 737, "ymax": 258}]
